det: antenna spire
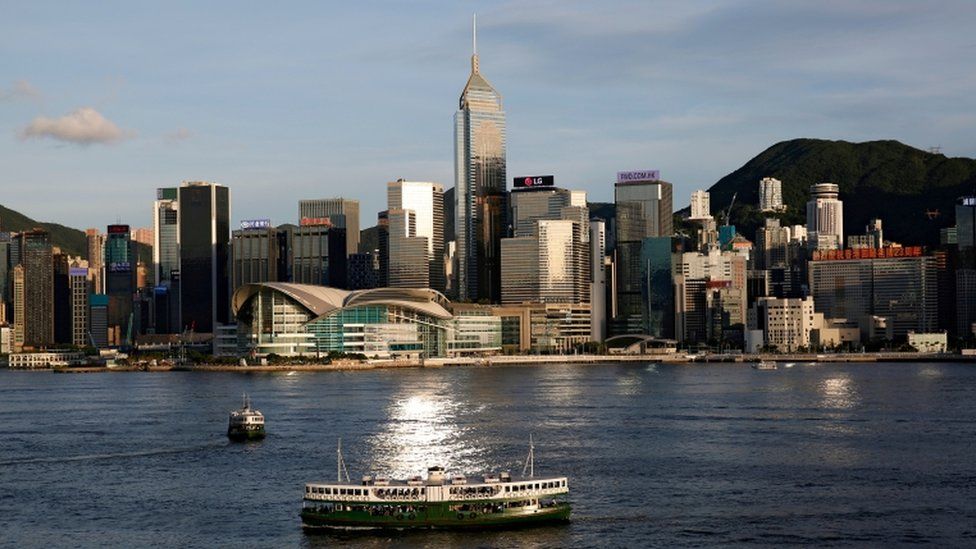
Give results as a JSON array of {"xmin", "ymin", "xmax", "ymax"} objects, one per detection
[{"xmin": 471, "ymin": 14, "xmax": 480, "ymax": 74}]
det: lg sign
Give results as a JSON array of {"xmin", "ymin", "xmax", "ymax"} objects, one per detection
[{"xmin": 513, "ymin": 175, "xmax": 555, "ymax": 189}]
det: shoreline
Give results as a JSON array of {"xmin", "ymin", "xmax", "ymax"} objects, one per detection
[{"xmin": 7, "ymin": 351, "xmax": 973, "ymax": 373}]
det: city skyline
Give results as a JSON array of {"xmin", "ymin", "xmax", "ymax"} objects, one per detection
[{"xmin": 3, "ymin": 2, "xmax": 976, "ymax": 230}]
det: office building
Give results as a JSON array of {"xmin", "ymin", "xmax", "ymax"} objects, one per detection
[
  {"xmin": 86, "ymin": 228, "xmax": 105, "ymax": 294},
  {"xmin": 689, "ymin": 190, "xmax": 710, "ymax": 220},
  {"xmin": 69, "ymin": 266, "xmax": 89, "ymax": 347},
  {"xmin": 178, "ymin": 181, "xmax": 231, "ymax": 334},
  {"xmin": 454, "ymin": 17, "xmax": 507, "ymax": 303},
  {"xmin": 105, "ymin": 224, "xmax": 135, "ymax": 345},
  {"xmin": 152, "ymin": 188, "xmax": 180, "ymax": 333},
  {"xmin": 759, "ymin": 177, "xmax": 786, "ymax": 212},
  {"xmin": 387, "ymin": 180, "xmax": 445, "ymax": 291},
  {"xmin": 613, "ymin": 172, "xmax": 673, "ymax": 334},
  {"xmin": 510, "ymin": 186, "xmax": 584, "ymax": 237},
  {"xmin": 0, "ymin": 232, "xmax": 11, "ymax": 323},
  {"xmin": 809, "ymin": 248, "xmax": 937, "ymax": 338},
  {"xmin": 231, "ymin": 225, "xmax": 280, "ymax": 290},
  {"xmin": 298, "ymin": 198, "xmax": 360, "ymax": 257},
  {"xmin": 281, "ymin": 222, "xmax": 347, "ymax": 288},
  {"xmin": 16, "ymin": 230, "xmax": 54, "ymax": 349},
  {"xmin": 756, "ymin": 296, "xmax": 816, "ymax": 352},
  {"xmin": 386, "ymin": 209, "xmax": 430, "ymax": 288},
  {"xmin": 806, "ymin": 183, "xmax": 844, "ymax": 250},
  {"xmin": 755, "ymin": 218, "xmax": 792, "ymax": 269},
  {"xmin": 639, "ymin": 237, "xmax": 675, "ymax": 339},
  {"xmin": 501, "ymin": 219, "xmax": 588, "ymax": 305},
  {"xmin": 957, "ymin": 197, "xmax": 976, "ymax": 337},
  {"xmin": 590, "ymin": 220, "xmax": 607, "ymax": 342},
  {"xmin": 89, "ymin": 294, "xmax": 109, "ymax": 348}
]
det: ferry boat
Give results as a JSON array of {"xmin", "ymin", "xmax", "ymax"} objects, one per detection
[
  {"xmin": 227, "ymin": 394, "xmax": 265, "ymax": 441},
  {"xmin": 752, "ymin": 360, "xmax": 778, "ymax": 370},
  {"xmin": 301, "ymin": 439, "xmax": 570, "ymax": 530}
]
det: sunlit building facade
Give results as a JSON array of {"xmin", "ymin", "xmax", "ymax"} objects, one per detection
[
  {"xmin": 387, "ymin": 180, "xmax": 446, "ymax": 292},
  {"xmin": 232, "ymin": 283, "xmax": 501, "ymax": 358},
  {"xmin": 454, "ymin": 21, "xmax": 507, "ymax": 303}
]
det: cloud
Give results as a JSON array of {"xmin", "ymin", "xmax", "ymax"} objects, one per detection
[
  {"xmin": 165, "ymin": 127, "xmax": 193, "ymax": 143},
  {"xmin": 0, "ymin": 79, "xmax": 42, "ymax": 101},
  {"xmin": 20, "ymin": 107, "xmax": 130, "ymax": 145}
]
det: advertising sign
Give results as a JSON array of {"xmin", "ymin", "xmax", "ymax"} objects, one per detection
[
  {"xmin": 812, "ymin": 246, "xmax": 923, "ymax": 261},
  {"xmin": 963, "ymin": 197, "xmax": 976, "ymax": 207},
  {"xmin": 513, "ymin": 175, "xmax": 555, "ymax": 189},
  {"xmin": 109, "ymin": 261, "xmax": 132, "ymax": 273},
  {"xmin": 107, "ymin": 224, "xmax": 130, "ymax": 234},
  {"xmin": 69, "ymin": 267, "xmax": 88, "ymax": 277},
  {"xmin": 300, "ymin": 217, "xmax": 332, "ymax": 227},
  {"xmin": 240, "ymin": 219, "xmax": 272, "ymax": 230},
  {"xmin": 616, "ymin": 170, "xmax": 661, "ymax": 183}
]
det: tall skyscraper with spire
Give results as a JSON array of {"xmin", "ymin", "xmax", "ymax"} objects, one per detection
[{"xmin": 455, "ymin": 15, "xmax": 507, "ymax": 303}]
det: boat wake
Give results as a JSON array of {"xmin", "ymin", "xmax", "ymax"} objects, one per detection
[{"xmin": 0, "ymin": 441, "xmax": 228, "ymax": 467}]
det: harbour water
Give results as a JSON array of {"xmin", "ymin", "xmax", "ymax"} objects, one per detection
[{"xmin": 2, "ymin": 362, "xmax": 976, "ymax": 547}]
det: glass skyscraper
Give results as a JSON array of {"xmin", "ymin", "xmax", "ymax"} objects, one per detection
[
  {"xmin": 387, "ymin": 180, "xmax": 445, "ymax": 291},
  {"xmin": 455, "ymin": 18, "xmax": 506, "ymax": 303},
  {"xmin": 178, "ymin": 181, "xmax": 230, "ymax": 334}
]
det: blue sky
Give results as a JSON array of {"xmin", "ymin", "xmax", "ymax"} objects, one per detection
[{"xmin": 2, "ymin": 0, "xmax": 974, "ymax": 231}]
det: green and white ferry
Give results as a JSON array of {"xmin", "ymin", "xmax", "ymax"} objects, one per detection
[
  {"xmin": 227, "ymin": 394, "xmax": 265, "ymax": 442},
  {"xmin": 301, "ymin": 440, "xmax": 570, "ymax": 530}
]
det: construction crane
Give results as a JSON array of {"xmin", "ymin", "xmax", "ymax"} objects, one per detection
[{"xmin": 723, "ymin": 192, "xmax": 737, "ymax": 226}]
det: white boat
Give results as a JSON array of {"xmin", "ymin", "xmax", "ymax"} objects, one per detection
[
  {"xmin": 227, "ymin": 394, "xmax": 265, "ymax": 441},
  {"xmin": 752, "ymin": 360, "xmax": 777, "ymax": 370}
]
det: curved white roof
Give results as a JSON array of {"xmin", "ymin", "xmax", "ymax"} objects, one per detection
[{"xmin": 232, "ymin": 283, "xmax": 453, "ymax": 321}]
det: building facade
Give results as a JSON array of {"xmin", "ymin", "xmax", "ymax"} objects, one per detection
[
  {"xmin": 613, "ymin": 175, "xmax": 673, "ymax": 334},
  {"xmin": 689, "ymin": 190, "xmax": 710, "ymax": 220},
  {"xmin": 759, "ymin": 177, "xmax": 785, "ymax": 212},
  {"xmin": 454, "ymin": 20, "xmax": 507, "ymax": 303},
  {"xmin": 298, "ymin": 198, "xmax": 360, "ymax": 256},
  {"xmin": 387, "ymin": 180, "xmax": 445, "ymax": 291},
  {"xmin": 806, "ymin": 183, "xmax": 844, "ymax": 250},
  {"xmin": 178, "ymin": 181, "xmax": 231, "ymax": 334}
]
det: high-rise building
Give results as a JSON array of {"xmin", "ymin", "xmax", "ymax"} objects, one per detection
[
  {"xmin": 613, "ymin": 173, "xmax": 673, "ymax": 334},
  {"xmin": 759, "ymin": 177, "xmax": 785, "ymax": 212},
  {"xmin": 298, "ymin": 198, "xmax": 360, "ymax": 258},
  {"xmin": 756, "ymin": 296, "xmax": 816, "ymax": 351},
  {"xmin": 53, "ymin": 253, "xmax": 72, "ymax": 345},
  {"xmin": 0, "ymin": 232, "xmax": 11, "ymax": 323},
  {"xmin": 16, "ymin": 230, "xmax": 54, "ymax": 349},
  {"xmin": 152, "ymin": 188, "xmax": 180, "ymax": 333},
  {"xmin": 590, "ymin": 220, "xmax": 607, "ymax": 342},
  {"xmin": 806, "ymin": 183, "xmax": 843, "ymax": 250},
  {"xmin": 956, "ymin": 197, "xmax": 976, "ymax": 337},
  {"xmin": 387, "ymin": 180, "xmax": 445, "ymax": 291},
  {"xmin": 69, "ymin": 266, "xmax": 89, "ymax": 347},
  {"xmin": 231, "ymin": 225, "xmax": 280, "ymax": 290},
  {"xmin": 756, "ymin": 218, "xmax": 791, "ymax": 269},
  {"xmin": 386, "ymin": 209, "xmax": 430, "ymax": 288},
  {"xmin": 501, "ymin": 219, "xmax": 587, "ymax": 305},
  {"xmin": 86, "ymin": 228, "xmax": 105, "ymax": 294},
  {"xmin": 640, "ymin": 236, "xmax": 675, "ymax": 339},
  {"xmin": 689, "ymin": 190, "xmax": 710, "ymax": 220},
  {"xmin": 12, "ymin": 264, "xmax": 24, "ymax": 350},
  {"xmin": 281, "ymin": 222, "xmax": 347, "ymax": 288},
  {"xmin": 455, "ymin": 17, "xmax": 507, "ymax": 303},
  {"xmin": 808, "ymin": 250, "xmax": 937, "ymax": 338},
  {"xmin": 178, "ymin": 181, "xmax": 230, "ymax": 334},
  {"xmin": 105, "ymin": 224, "xmax": 135, "ymax": 345},
  {"xmin": 89, "ymin": 294, "xmax": 109, "ymax": 348}
]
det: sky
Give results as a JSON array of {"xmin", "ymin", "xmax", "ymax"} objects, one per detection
[{"xmin": 2, "ymin": 0, "xmax": 975, "ymax": 231}]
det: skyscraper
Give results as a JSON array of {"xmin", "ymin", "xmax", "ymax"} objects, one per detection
[
  {"xmin": 387, "ymin": 180, "xmax": 445, "ymax": 291},
  {"xmin": 178, "ymin": 181, "xmax": 230, "ymax": 334},
  {"xmin": 455, "ymin": 16, "xmax": 507, "ymax": 303},
  {"xmin": 85, "ymin": 228, "xmax": 105, "ymax": 294},
  {"xmin": 16, "ymin": 229, "xmax": 54, "ymax": 349},
  {"xmin": 153, "ymin": 188, "xmax": 180, "ymax": 333},
  {"xmin": 105, "ymin": 224, "xmax": 135, "ymax": 344},
  {"xmin": 298, "ymin": 198, "xmax": 360, "ymax": 256},
  {"xmin": 806, "ymin": 183, "xmax": 844, "ymax": 250},
  {"xmin": 386, "ymin": 209, "xmax": 430, "ymax": 288},
  {"xmin": 613, "ymin": 172, "xmax": 673, "ymax": 334},
  {"xmin": 689, "ymin": 190, "xmax": 710, "ymax": 220},
  {"xmin": 956, "ymin": 197, "xmax": 976, "ymax": 336},
  {"xmin": 759, "ymin": 177, "xmax": 785, "ymax": 212}
]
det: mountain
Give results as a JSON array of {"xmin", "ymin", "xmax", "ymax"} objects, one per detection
[
  {"xmin": 706, "ymin": 139, "xmax": 976, "ymax": 247},
  {"xmin": 0, "ymin": 203, "xmax": 151, "ymax": 265},
  {"xmin": 0, "ymin": 203, "xmax": 89, "ymax": 257}
]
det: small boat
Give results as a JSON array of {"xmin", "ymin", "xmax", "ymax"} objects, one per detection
[
  {"xmin": 784, "ymin": 362, "xmax": 796, "ymax": 368},
  {"xmin": 227, "ymin": 394, "xmax": 266, "ymax": 442},
  {"xmin": 301, "ymin": 438, "xmax": 570, "ymax": 530},
  {"xmin": 752, "ymin": 360, "xmax": 778, "ymax": 370}
]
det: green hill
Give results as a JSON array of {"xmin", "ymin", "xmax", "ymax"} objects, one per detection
[
  {"xmin": 707, "ymin": 139, "xmax": 976, "ymax": 247},
  {"xmin": 0, "ymin": 203, "xmax": 90, "ymax": 257},
  {"xmin": 0, "ymin": 203, "xmax": 151, "ymax": 265}
]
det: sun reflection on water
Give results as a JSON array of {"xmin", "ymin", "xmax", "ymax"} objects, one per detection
[
  {"xmin": 819, "ymin": 375, "xmax": 860, "ymax": 410},
  {"xmin": 364, "ymin": 389, "xmax": 486, "ymax": 479}
]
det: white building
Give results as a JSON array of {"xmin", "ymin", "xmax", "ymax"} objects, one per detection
[
  {"xmin": 759, "ymin": 177, "xmax": 786, "ymax": 212},
  {"xmin": 589, "ymin": 220, "xmax": 607, "ymax": 342},
  {"xmin": 806, "ymin": 183, "xmax": 844, "ymax": 250},
  {"xmin": 690, "ymin": 190, "xmax": 711, "ymax": 220},
  {"xmin": 756, "ymin": 296, "xmax": 817, "ymax": 352}
]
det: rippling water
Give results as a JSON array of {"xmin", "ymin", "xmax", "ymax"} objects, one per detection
[{"xmin": 2, "ymin": 362, "xmax": 976, "ymax": 547}]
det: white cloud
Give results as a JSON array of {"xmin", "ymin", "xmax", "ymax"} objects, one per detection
[
  {"xmin": 0, "ymin": 79, "xmax": 42, "ymax": 101},
  {"xmin": 20, "ymin": 107, "xmax": 130, "ymax": 145}
]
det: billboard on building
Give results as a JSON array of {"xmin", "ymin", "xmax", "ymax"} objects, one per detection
[
  {"xmin": 513, "ymin": 175, "xmax": 555, "ymax": 189},
  {"xmin": 300, "ymin": 217, "xmax": 332, "ymax": 227},
  {"xmin": 240, "ymin": 219, "xmax": 272, "ymax": 230},
  {"xmin": 107, "ymin": 224, "xmax": 130, "ymax": 234},
  {"xmin": 812, "ymin": 246, "xmax": 923, "ymax": 261},
  {"xmin": 616, "ymin": 170, "xmax": 661, "ymax": 183}
]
